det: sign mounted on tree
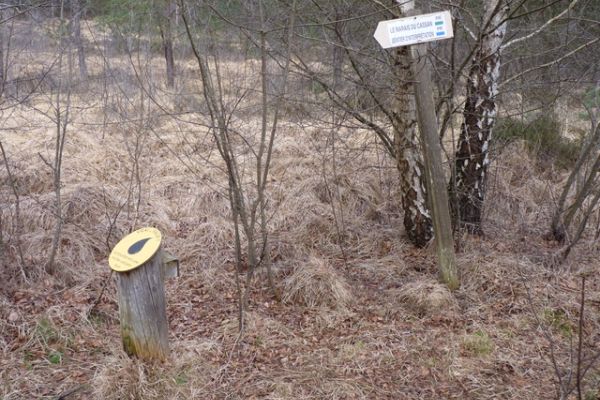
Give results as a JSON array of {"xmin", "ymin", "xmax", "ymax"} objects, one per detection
[
  {"xmin": 373, "ymin": 5, "xmax": 459, "ymax": 290},
  {"xmin": 373, "ymin": 11, "xmax": 453, "ymax": 49},
  {"xmin": 109, "ymin": 227, "xmax": 162, "ymax": 272}
]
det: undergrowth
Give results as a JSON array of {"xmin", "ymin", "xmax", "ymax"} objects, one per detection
[{"xmin": 494, "ymin": 113, "xmax": 580, "ymax": 169}]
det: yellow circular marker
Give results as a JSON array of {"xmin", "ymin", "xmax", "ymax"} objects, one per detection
[{"xmin": 109, "ymin": 227, "xmax": 162, "ymax": 272}]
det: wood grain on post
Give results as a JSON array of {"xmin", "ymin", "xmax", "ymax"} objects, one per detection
[
  {"xmin": 410, "ymin": 43, "xmax": 459, "ymax": 290},
  {"xmin": 392, "ymin": 0, "xmax": 458, "ymax": 289},
  {"xmin": 115, "ymin": 248, "xmax": 169, "ymax": 361}
]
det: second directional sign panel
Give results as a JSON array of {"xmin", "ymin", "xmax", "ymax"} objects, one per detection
[{"xmin": 374, "ymin": 11, "xmax": 453, "ymax": 49}]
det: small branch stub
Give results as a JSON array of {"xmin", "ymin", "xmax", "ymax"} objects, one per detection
[{"xmin": 109, "ymin": 227, "xmax": 172, "ymax": 361}]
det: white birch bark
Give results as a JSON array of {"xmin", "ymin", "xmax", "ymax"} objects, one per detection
[
  {"xmin": 393, "ymin": 45, "xmax": 433, "ymax": 247},
  {"xmin": 452, "ymin": 0, "xmax": 508, "ymax": 234},
  {"xmin": 393, "ymin": 0, "xmax": 433, "ymax": 247}
]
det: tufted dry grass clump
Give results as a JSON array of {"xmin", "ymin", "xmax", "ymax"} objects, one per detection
[
  {"xmin": 4, "ymin": 184, "xmax": 121, "ymax": 281},
  {"xmin": 1, "ymin": 159, "xmax": 53, "ymax": 196},
  {"xmin": 282, "ymin": 256, "xmax": 352, "ymax": 309},
  {"xmin": 394, "ymin": 279, "xmax": 459, "ymax": 318},
  {"xmin": 94, "ymin": 351, "xmax": 181, "ymax": 400},
  {"xmin": 93, "ymin": 340, "xmax": 218, "ymax": 400}
]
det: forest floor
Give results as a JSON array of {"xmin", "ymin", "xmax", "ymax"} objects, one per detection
[{"xmin": 1, "ymin": 51, "xmax": 600, "ymax": 400}]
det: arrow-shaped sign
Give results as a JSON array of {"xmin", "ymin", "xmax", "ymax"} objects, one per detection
[{"xmin": 374, "ymin": 11, "xmax": 454, "ymax": 49}]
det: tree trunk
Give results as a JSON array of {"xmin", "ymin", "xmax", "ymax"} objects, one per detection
[
  {"xmin": 331, "ymin": 8, "xmax": 343, "ymax": 90},
  {"xmin": 0, "ymin": 7, "xmax": 5, "ymax": 99},
  {"xmin": 116, "ymin": 248, "xmax": 169, "ymax": 361},
  {"xmin": 393, "ymin": 45, "xmax": 433, "ymax": 247},
  {"xmin": 450, "ymin": 0, "xmax": 508, "ymax": 234},
  {"xmin": 161, "ymin": 0, "xmax": 176, "ymax": 88},
  {"xmin": 70, "ymin": 0, "xmax": 87, "ymax": 79}
]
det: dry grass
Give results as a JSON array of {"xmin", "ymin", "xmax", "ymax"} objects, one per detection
[
  {"xmin": 394, "ymin": 279, "xmax": 459, "ymax": 318},
  {"xmin": 282, "ymin": 256, "xmax": 352, "ymax": 309},
  {"xmin": 93, "ymin": 340, "xmax": 218, "ymax": 400},
  {"xmin": 486, "ymin": 141, "xmax": 556, "ymax": 237}
]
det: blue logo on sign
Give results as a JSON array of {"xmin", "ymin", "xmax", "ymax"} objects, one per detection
[{"xmin": 436, "ymin": 31, "xmax": 445, "ymax": 36}]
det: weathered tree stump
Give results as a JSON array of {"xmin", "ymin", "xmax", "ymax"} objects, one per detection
[
  {"xmin": 116, "ymin": 248, "xmax": 169, "ymax": 360},
  {"xmin": 109, "ymin": 227, "xmax": 176, "ymax": 361}
]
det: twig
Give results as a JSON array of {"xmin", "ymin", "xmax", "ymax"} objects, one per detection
[
  {"xmin": 37, "ymin": 152, "xmax": 53, "ymax": 170},
  {"xmin": 501, "ymin": 0, "xmax": 579, "ymax": 50},
  {"xmin": 576, "ymin": 276, "xmax": 585, "ymax": 400},
  {"xmin": 87, "ymin": 271, "xmax": 113, "ymax": 317},
  {"xmin": 501, "ymin": 38, "xmax": 600, "ymax": 88},
  {"xmin": 53, "ymin": 384, "xmax": 88, "ymax": 400}
]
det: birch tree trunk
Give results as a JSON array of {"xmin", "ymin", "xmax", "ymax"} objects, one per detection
[
  {"xmin": 393, "ymin": 45, "xmax": 433, "ymax": 247},
  {"xmin": 451, "ymin": 0, "xmax": 508, "ymax": 234}
]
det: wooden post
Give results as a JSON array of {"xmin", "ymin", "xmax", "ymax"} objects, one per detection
[
  {"xmin": 108, "ymin": 227, "xmax": 177, "ymax": 361},
  {"xmin": 115, "ymin": 248, "xmax": 169, "ymax": 361},
  {"xmin": 410, "ymin": 43, "xmax": 459, "ymax": 290},
  {"xmin": 388, "ymin": 0, "xmax": 458, "ymax": 289}
]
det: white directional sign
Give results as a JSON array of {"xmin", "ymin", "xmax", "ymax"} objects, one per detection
[{"xmin": 374, "ymin": 11, "xmax": 453, "ymax": 49}]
